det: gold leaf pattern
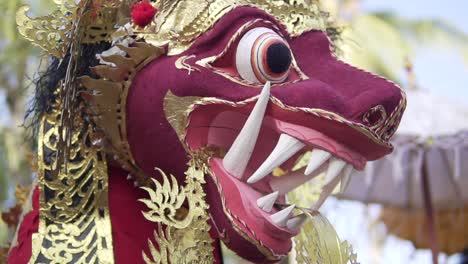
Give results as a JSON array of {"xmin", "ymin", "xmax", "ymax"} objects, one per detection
[
  {"xmin": 140, "ymin": 154, "xmax": 214, "ymax": 264},
  {"xmin": 80, "ymin": 42, "xmax": 166, "ymax": 188},
  {"xmin": 293, "ymin": 211, "xmax": 358, "ymax": 264},
  {"xmin": 16, "ymin": 0, "xmax": 121, "ymax": 58},
  {"xmin": 16, "ymin": 1, "xmax": 77, "ymax": 58},
  {"xmin": 140, "ymin": 0, "xmax": 329, "ymax": 55},
  {"xmin": 288, "ymin": 180, "xmax": 358, "ymax": 264},
  {"xmin": 29, "ymin": 97, "xmax": 114, "ymax": 264}
]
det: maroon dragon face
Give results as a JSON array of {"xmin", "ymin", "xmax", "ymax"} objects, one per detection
[{"xmin": 123, "ymin": 5, "xmax": 405, "ymax": 263}]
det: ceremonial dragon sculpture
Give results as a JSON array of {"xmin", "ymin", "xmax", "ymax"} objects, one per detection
[{"xmin": 6, "ymin": 0, "xmax": 405, "ymax": 263}]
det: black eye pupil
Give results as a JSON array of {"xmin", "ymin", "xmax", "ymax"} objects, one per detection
[{"xmin": 266, "ymin": 43, "xmax": 292, "ymax": 74}]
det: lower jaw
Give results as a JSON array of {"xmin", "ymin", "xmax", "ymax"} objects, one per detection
[{"xmin": 205, "ymin": 157, "xmax": 296, "ymax": 260}]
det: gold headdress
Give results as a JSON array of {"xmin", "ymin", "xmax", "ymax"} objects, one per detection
[{"xmin": 17, "ymin": 0, "xmax": 328, "ymax": 57}]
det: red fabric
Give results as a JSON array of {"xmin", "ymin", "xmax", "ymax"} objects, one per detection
[
  {"xmin": 131, "ymin": 2, "xmax": 157, "ymax": 28},
  {"xmin": 7, "ymin": 169, "xmax": 223, "ymax": 263},
  {"xmin": 7, "ymin": 187, "xmax": 39, "ymax": 264},
  {"xmin": 109, "ymin": 166, "xmax": 222, "ymax": 263}
]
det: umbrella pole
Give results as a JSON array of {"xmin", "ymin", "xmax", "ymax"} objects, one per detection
[{"xmin": 421, "ymin": 154, "xmax": 439, "ymax": 264}]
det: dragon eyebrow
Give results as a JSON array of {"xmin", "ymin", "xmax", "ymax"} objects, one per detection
[
  {"xmin": 188, "ymin": 7, "xmax": 290, "ymax": 53},
  {"xmin": 220, "ymin": 19, "xmax": 285, "ymax": 59}
]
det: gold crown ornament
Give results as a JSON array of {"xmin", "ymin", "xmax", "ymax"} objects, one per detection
[{"xmin": 17, "ymin": 0, "xmax": 330, "ymax": 57}]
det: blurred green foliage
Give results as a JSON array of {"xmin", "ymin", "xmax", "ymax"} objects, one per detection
[
  {"xmin": 0, "ymin": 0, "xmax": 54, "ymax": 247},
  {"xmin": 324, "ymin": 0, "xmax": 468, "ymax": 85}
]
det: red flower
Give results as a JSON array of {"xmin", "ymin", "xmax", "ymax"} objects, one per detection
[{"xmin": 131, "ymin": 1, "xmax": 157, "ymax": 28}]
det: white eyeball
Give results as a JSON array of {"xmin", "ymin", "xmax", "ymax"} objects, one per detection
[{"xmin": 236, "ymin": 27, "xmax": 293, "ymax": 84}]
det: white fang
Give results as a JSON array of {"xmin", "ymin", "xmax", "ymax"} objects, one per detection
[
  {"xmin": 223, "ymin": 82, "xmax": 271, "ymax": 178},
  {"xmin": 247, "ymin": 134, "xmax": 305, "ymax": 184}
]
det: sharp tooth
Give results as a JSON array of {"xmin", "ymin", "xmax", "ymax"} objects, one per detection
[
  {"xmin": 257, "ymin": 191, "xmax": 279, "ymax": 213},
  {"xmin": 270, "ymin": 204, "xmax": 295, "ymax": 227},
  {"xmin": 311, "ymin": 159, "xmax": 348, "ymax": 210},
  {"xmin": 247, "ymin": 134, "xmax": 305, "ymax": 184},
  {"xmin": 305, "ymin": 149, "xmax": 332, "ymax": 175},
  {"xmin": 324, "ymin": 158, "xmax": 347, "ymax": 184},
  {"xmin": 312, "ymin": 173, "xmax": 343, "ymax": 211},
  {"xmin": 286, "ymin": 214, "xmax": 308, "ymax": 230},
  {"xmin": 340, "ymin": 165, "xmax": 354, "ymax": 193},
  {"xmin": 223, "ymin": 82, "xmax": 271, "ymax": 178}
]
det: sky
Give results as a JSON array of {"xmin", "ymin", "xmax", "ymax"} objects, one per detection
[{"xmin": 362, "ymin": 0, "xmax": 468, "ymax": 104}]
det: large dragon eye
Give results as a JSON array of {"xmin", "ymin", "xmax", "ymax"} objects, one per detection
[{"xmin": 236, "ymin": 27, "xmax": 292, "ymax": 84}]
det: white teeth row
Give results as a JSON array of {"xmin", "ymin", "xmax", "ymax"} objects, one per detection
[
  {"xmin": 312, "ymin": 163, "xmax": 354, "ymax": 210},
  {"xmin": 249, "ymin": 134, "xmax": 354, "ymax": 198},
  {"xmin": 247, "ymin": 134, "xmax": 305, "ymax": 184},
  {"xmin": 222, "ymin": 81, "xmax": 354, "ymax": 215}
]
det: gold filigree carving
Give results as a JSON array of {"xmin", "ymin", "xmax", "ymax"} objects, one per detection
[
  {"xmin": 293, "ymin": 211, "xmax": 358, "ymax": 264},
  {"xmin": 17, "ymin": 0, "xmax": 122, "ymax": 58},
  {"xmin": 30, "ymin": 98, "xmax": 114, "ymax": 264},
  {"xmin": 288, "ymin": 182, "xmax": 358, "ymax": 264},
  {"xmin": 80, "ymin": 42, "xmax": 166, "ymax": 186},
  {"xmin": 138, "ymin": 0, "xmax": 329, "ymax": 55},
  {"xmin": 140, "ymin": 154, "xmax": 214, "ymax": 264},
  {"xmin": 163, "ymin": 91, "xmax": 202, "ymax": 143},
  {"xmin": 16, "ymin": 1, "xmax": 78, "ymax": 58}
]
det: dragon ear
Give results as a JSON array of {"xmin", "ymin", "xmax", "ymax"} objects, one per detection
[{"xmin": 80, "ymin": 42, "xmax": 166, "ymax": 187}]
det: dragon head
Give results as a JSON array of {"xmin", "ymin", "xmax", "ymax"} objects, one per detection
[{"xmin": 78, "ymin": 0, "xmax": 405, "ymax": 262}]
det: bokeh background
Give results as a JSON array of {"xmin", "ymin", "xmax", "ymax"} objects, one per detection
[{"xmin": 0, "ymin": 0, "xmax": 467, "ymax": 263}]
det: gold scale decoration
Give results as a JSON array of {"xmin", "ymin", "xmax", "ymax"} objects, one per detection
[
  {"xmin": 31, "ymin": 93, "xmax": 115, "ymax": 263},
  {"xmin": 17, "ymin": 0, "xmax": 358, "ymax": 263}
]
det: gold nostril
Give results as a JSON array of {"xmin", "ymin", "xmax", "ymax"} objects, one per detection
[{"xmin": 363, "ymin": 105, "xmax": 387, "ymax": 129}]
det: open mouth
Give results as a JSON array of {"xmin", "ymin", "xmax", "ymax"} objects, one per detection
[{"xmin": 184, "ymin": 82, "xmax": 372, "ymax": 253}]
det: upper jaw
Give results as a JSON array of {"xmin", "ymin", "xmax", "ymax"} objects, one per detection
[{"xmin": 182, "ymin": 82, "xmax": 393, "ymax": 253}]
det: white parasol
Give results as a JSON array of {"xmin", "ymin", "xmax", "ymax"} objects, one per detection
[{"xmin": 336, "ymin": 89, "xmax": 468, "ymax": 260}]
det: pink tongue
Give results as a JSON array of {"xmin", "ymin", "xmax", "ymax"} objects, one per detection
[{"xmin": 210, "ymin": 158, "xmax": 298, "ymax": 240}]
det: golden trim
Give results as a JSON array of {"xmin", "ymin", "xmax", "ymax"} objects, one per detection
[
  {"xmin": 163, "ymin": 91, "xmax": 202, "ymax": 144},
  {"xmin": 288, "ymin": 184, "xmax": 358, "ymax": 263},
  {"xmin": 140, "ymin": 155, "xmax": 214, "ymax": 263},
  {"xmin": 30, "ymin": 97, "xmax": 114, "ymax": 263},
  {"xmin": 138, "ymin": 0, "xmax": 328, "ymax": 55},
  {"xmin": 81, "ymin": 42, "xmax": 166, "ymax": 187},
  {"xmin": 175, "ymin": 55, "xmax": 201, "ymax": 74},
  {"xmin": 17, "ymin": 0, "xmax": 121, "ymax": 58}
]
